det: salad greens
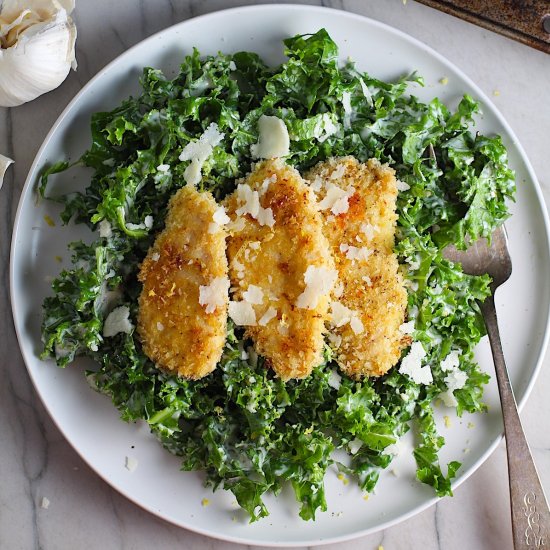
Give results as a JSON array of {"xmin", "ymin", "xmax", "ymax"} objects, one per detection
[{"xmin": 39, "ymin": 29, "xmax": 514, "ymax": 521}]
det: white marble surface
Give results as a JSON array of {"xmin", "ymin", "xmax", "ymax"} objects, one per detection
[{"xmin": 1, "ymin": 1, "xmax": 549, "ymax": 549}]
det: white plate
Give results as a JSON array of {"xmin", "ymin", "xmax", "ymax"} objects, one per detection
[{"xmin": 10, "ymin": 4, "xmax": 550, "ymax": 547}]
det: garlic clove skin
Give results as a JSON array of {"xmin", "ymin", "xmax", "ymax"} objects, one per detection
[
  {"xmin": 0, "ymin": 154, "xmax": 14, "ymax": 191},
  {"xmin": 0, "ymin": 0, "xmax": 77, "ymax": 107}
]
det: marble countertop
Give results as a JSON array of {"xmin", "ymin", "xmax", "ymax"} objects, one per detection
[{"xmin": 1, "ymin": 1, "xmax": 549, "ymax": 549}]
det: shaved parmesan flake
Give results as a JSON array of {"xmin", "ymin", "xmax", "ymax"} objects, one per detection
[
  {"xmin": 227, "ymin": 216, "xmax": 246, "ymax": 233},
  {"xmin": 330, "ymin": 301, "xmax": 363, "ymax": 334},
  {"xmin": 259, "ymin": 306, "xmax": 277, "ymax": 326},
  {"xmin": 440, "ymin": 390, "xmax": 458, "ymax": 408},
  {"xmin": 360, "ymin": 223, "xmax": 377, "ymax": 241},
  {"xmin": 243, "ymin": 284, "xmax": 264, "ymax": 305},
  {"xmin": 212, "ymin": 205, "xmax": 230, "ymax": 227},
  {"xmin": 359, "ymin": 77, "xmax": 373, "ymax": 106},
  {"xmin": 318, "ymin": 183, "xmax": 354, "ymax": 215},
  {"xmin": 0, "ymin": 154, "xmax": 14, "ymax": 191},
  {"xmin": 99, "ymin": 219, "xmax": 112, "ymax": 238},
  {"xmin": 328, "ymin": 368, "xmax": 342, "ymax": 390},
  {"xmin": 349, "ymin": 438, "xmax": 363, "ymax": 455},
  {"xmin": 330, "ymin": 301, "xmax": 352, "ymax": 327},
  {"xmin": 341, "ymin": 91, "xmax": 352, "ymax": 129},
  {"xmin": 179, "ymin": 122, "xmax": 224, "ymax": 186},
  {"xmin": 103, "ymin": 306, "xmax": 133, "ymax": 337},
  {"xmin": 157, "ymin": 164, "xmax": 170, "ymax": 172},
  {"xmin": 340, "ymin": 243, "xmax": 372, "ymax": 262},
  {"xmin": 441, "ymin": 350, "xmax": 460, "ymax": 372},
  {"xmin": 396, "ymin": 180, "xmax": 410, "ymax": 192},
  {"xmin": 256, "ymin": 206, "xmax": 275, "ymax": 227},
  {"xmin": 125, "ymin": 456, "xmax": 138, "ymax": 472},
  {"xmin": 235, "ymin": 184, "xmax": 275, "ymax": 227},
  {"xmin": 259, "ymin": 174, "xmax": 277, "ymax": 195},
  {"xmin": 251, "ymin": 115, "xmax": 290, "ymax": 159},
  {"xmin": 317, "ymin": 113, "xmax": 339, "ymax": 143},
  {"xmin": 309, "ymin": 175, "xmax": 323, "ymax": 192},
  {"xmin": 199, "ymin": 276, "xmax": 229, "ymax": 314},
  {"xmin": 438, "ymin": 350, "xmax": 467, "ymax": 407},
  {"xmin": 229, "ymin": 301, "xmax": 257, "ymax": 326},
  {"xmin": 329, "ymin": 162, "xmax": 346, "ymax": 181},
  {"xmin": 296, "ymin": 266, "xmax": 338, "ymax": 309},
  {"xmin": 399, "ymin": 342, "xmax": 432, "ymax": 384},
  {"xmin": 235, "ymin": 184, "xmax": 260, "ymax": 217},
  {"xmin": 350, "ymin": 315, "xmax": 364, "ymax": 335},
  {"xmin": 399, "ymin": 321, "xmax": 415, "ymax": 335}
]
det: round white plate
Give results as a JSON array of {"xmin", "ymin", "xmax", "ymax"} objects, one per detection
[{"xmin": 10, "ymin": 4, "xmax": 550, "ymax": 547}]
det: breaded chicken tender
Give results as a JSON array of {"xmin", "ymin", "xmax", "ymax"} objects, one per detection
[
  {"xmin": 306, "ymin": 157, "xmax": 408, "ymax": 378},
  {"xmin": 225, "ymin": 159, "xmax": 336, "ymax": 380},
  {"xmin": 137, "ymin": 186, "xmax": 228, "ymax": 380}
]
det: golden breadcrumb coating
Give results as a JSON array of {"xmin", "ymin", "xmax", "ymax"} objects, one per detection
[
  {"xmin": 225, "ymin": 159, "xmax": 335, "ymax": 380},
  {"xmin": 137, "ymin": 185, "xmax": 228, "ymax": 380},
  {"xmin": 306, "ymin": 156, "xmax": 408, "ymax": 378}
]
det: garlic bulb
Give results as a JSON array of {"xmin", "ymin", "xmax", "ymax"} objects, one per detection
[
  {"xmin": 0, "ymin": 153, "xmax": 14, "ymax": 190},
  {"xmin": 0, "ymin": 0, "xmax": 77, "ymax": 107}
]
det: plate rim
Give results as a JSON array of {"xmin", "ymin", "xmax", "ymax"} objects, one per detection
[{"xmin": 9, "ymin": 3, "xmax": 550, "ymax": 547}]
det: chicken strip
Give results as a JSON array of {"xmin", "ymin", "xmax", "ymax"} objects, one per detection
[
  {"xmin": 225, "ymin": 159, "xmax": 336, "ymax": 380},
  {"xmin": 306, "ymin": 157, "xmax": 408, "ymax": 378},
  {"xmin": 137, "ymin": 185, "xmax": 228, "ymax": 379}
]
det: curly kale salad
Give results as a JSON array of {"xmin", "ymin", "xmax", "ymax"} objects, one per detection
[{"xmin": 39, "ymin": 29, "xmax": 514, "ymax": 521}]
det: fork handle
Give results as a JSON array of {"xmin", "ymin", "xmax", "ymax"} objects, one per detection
[{"xmin": 481, "ymin": 295, "xmax": 550, "ymax": 548}]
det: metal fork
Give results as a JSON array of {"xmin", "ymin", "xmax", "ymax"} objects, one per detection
[{"xmin": 444, "ymin": 225, "xmax": 549, "ymax": 549}]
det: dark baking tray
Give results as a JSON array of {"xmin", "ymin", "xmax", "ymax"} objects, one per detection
[{"xmin": 415, "ymin": 0, "xmax": 550, "ymax": 54}]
